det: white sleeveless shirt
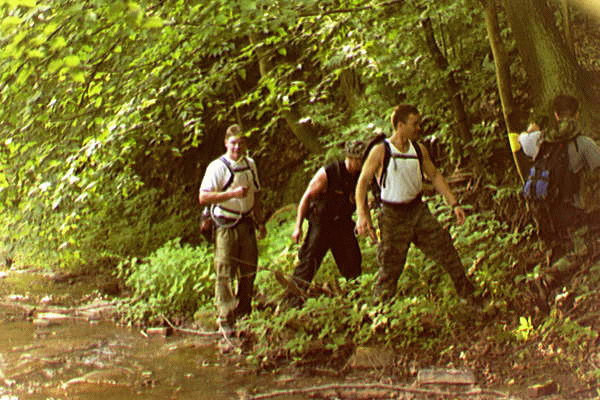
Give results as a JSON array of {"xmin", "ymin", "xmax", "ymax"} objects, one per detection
[{"xmin": 380, "ymin": 140, "xmax": 423, "ymax": 204}]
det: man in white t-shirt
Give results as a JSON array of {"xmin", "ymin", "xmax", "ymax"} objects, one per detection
[{"xmin": 199, "ymin": 124, "xmax": 266, "ymax": 335}]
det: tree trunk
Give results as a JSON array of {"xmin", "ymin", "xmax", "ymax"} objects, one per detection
[
  {"xmin": 421, "ymin": 17, "xmax": 471, "ymax": 142},
  {"xmin": 502, "ymin": 0, "xmax": 598, "ymax": 136},
  {"xmin": 481, "ymin": 0, "xmax": 526, "ymax": 181},
  {"xmin": 560, "ymin": 0, "xmax": 573, "ymax": 52}
]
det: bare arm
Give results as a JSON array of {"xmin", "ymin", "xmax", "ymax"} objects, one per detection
[
  {"xmin": 355, "ymin": 144, "xmax": 384, "ymax": 242},
  {"xmin": 292, "ymin": 167, "xmax": 328, "ymax": 243},
  {"xmin": 419, "ymin": 143, "xmax": 465, "ymax": 224}
]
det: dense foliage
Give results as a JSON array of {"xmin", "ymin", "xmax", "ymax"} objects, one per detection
[{"xmin": 0, "ymin": 0, "xmax": 523, "ymax": 267}]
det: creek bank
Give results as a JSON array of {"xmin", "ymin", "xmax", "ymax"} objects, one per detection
[{"xmin": 0, "ymin": 266, "xmax": 596, "ymax": 399}]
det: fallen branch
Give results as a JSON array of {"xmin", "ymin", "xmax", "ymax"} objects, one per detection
[
  {"xmin": 161, "ymin": 315, "xmax": 221, "ymax": 337},
  {"xmin": 244, "ymin": 383, "xmax": 512, "ymax": 400}
]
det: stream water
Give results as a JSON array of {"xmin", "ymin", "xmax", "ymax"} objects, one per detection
[{"xmin": 0, "ymin": 269, "xmax": 337, "ymax": 400}]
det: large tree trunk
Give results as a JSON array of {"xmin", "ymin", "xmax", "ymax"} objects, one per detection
[{"xmin": 502, "ymin": 0, "xmax": 598, "ymax": 136}]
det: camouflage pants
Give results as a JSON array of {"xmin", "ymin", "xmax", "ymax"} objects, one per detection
[
  {"xmin": 213, "ymin": 219, "xmax": 257, "ymax": 327},
  {"xmin": 375, "ymin": 201, "xmax": 474, "ymax": 301}
]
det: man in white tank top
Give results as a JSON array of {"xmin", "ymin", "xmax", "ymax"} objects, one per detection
[{"xmin": 356, "ymin": 104, "xmax": 479, "ymax": 306}]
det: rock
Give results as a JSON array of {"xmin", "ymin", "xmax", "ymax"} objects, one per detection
[
  {"xmin": 146, "ymin": 327, "xmax": 171, "ymax": 337},
  {"xmin": 528, "ymin": 380, "xmax": 559, "ymax": 397},
  {"xmin": 37, "ymin": 312, "xmax": 70, "ymax": 321},
  {"xmin": 32, "ymin": 318, "xmax": 57, "ymax": 327},
  {"xmin": 344, "ymin": 346, "xmax": 396, "ymax": 369},
  {"xmin": 416, "ymin": 367, "xmax": 475, "ymax": 385},
  {"xmin": 416, "ymin": 368, "xmax": 476, "ymax": 392},
  {"xmin": 7, "ymin": 294, "xmax": 29, "ymax": 302},
  {"xmin": 64, "ymin": 367, "xmax": 134, "ymax": 387}
]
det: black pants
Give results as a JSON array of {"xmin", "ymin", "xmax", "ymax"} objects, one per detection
[{"xmin": 291, "ymin": 216, "xmax": 362, "ymax": 291}]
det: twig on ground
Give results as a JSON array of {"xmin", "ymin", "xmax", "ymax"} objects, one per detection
[
  {"xmin": 244, "ymin": 382, "xmax": 513, "ymax": 400},
  {"xmin": 161, "ymin": 315, "xmax": 221, "ymax": 337}
]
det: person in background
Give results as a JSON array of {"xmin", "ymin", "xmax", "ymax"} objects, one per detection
[
  {"xmin": 198, "ymin": 124, "xmax": 267, "ymax": 335},
  {"xmin": 521, "ymin": 94, "xmax": 600, "ymax": 304}
]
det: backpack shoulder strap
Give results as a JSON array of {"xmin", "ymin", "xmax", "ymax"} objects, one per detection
[
  {"xmin": 379, "ymin": 139, "xmax": 391, "ymax": 188},
  {"xmin": 381, "ymin": 140, "xmax": 423, "ymax": 186},
  {"xmin": 362, "ymin": 133, "xmax": 387, "ymax": 163},
  {"xmin": 219, "ymin": 157, "xmax": 235, "ymax": 191},
  {"xmin": 219, "ymin": 156, "xmax": 260, "ymax": 191},
  {"xmin": 245, "ymin": 157, "xmax": 260, "ymax": 190},
  {"xmin": 411, "ymin": 140, "xmax": 424, "ymax": 180}
]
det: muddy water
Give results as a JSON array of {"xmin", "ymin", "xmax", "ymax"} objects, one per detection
[{"xmin": 0, "ymin": 270, "xmax": 331, "ymax": 400}]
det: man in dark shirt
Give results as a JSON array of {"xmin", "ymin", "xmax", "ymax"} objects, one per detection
[{"xmin": 282, "ymin": 141, "xmax": 366, "ymax": 308}]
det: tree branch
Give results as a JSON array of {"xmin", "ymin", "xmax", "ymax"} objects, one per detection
[{"xmin": 245, "ymin": 382, "xmax": 512, "ymax": 400}]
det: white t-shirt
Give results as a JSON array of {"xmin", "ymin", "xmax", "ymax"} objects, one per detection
[
  {"xmin": 200, "ymin": 155, "xmax": 260, "ymax": 218},
  {"xmin": 380, "ymin": 140, "xmax": 423, "ymax": 204},
  {"xmin": 519, "ymin": 130, "xmax": 543, "ymax": 159},
  {"xmin": 520, "ymin": 132, "xmax": 600, "ymax": 173}
]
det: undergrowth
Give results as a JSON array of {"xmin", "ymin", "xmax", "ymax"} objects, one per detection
[{"xmin": 118, "ymin": 193, "xmax": 600, "ymax": 379}]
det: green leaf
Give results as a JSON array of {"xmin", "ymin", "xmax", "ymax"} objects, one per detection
[
  {"xmin": 51, "ymin": 36, "xmax": 68, "ymax": 50},
  {"xmin": 1, "ymin": 16, "xmax": 22, "ymax": 30},
  {"xmin": 8, "ymin": 0, "xmax": 37, "ymax": 6},
  {"xmin": 63, "ymin": 55, "xmax": 80, "ymax": 67},
  {"xmin": 27, "ymin": 49, "xmax": 45, "ymax": 58},
  {"xmin": 143, "ymin": 16, "xmax": 164, "ymax": 29},
  {"xmin": 48, "ymin": 59, "xmax": 63, "ymax": 73},
  {"xmin": 71, "ymin": 71, "xmax": 86, "ymax": 83}
]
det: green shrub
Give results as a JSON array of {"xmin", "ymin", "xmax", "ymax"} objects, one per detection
[{"xmin": 118, "ymin": 238, "xmax": 213, "ymax": 324}]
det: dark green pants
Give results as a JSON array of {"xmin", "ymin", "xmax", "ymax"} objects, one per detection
[
  {"xmin": 213, "ymin": 219, "xmax": 257, "ymax": 326},
  {"xmin": 375, "ymin": 201, "xmax": 474, "ymax": 301}
]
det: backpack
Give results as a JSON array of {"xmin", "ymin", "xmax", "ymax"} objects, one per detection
[
  {"xmin": 199, "ymin": 156, "xmax": 259, "ymax": 240},
  {"xmin": 522, "ymin": 137, "xmax": 579, "ymax": 240},
  {"xmin": 362, "ymin": 133, "xmax": 424, "ymax": 205},
  {"xmin": 309, "ymin": 160, "xmax": 357, "ymax": 222}
]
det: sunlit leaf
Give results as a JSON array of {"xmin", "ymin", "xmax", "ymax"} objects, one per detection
[
  {"xmin": 27, "ymin": 49, "xmax": 45, "ymax": 58},
  {"xmin": 63, "ymin": 55, "xmax": 80, "ymax": 67},
  {"xmin": 1, "ymin": 16, "xmax": 22, "ymax": 28},
  {"xmin": 143, "ymin": 16, "xmax": 164, "ymax": 28},
  {"xmin": 51, "ymin": 36, "xmax": 68, "ymax": 50},
  {"xmin": 8, "ymin": 0, "xmax": 37, "ymax": 7},
  {"xmin": 71, "ymin": 71, "xmax": 86, "ymax": 83}
]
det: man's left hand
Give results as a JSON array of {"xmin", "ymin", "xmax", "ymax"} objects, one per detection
[{"xmin": 257, "ymin": 224, "xmax": 267, "ymax": 239}]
